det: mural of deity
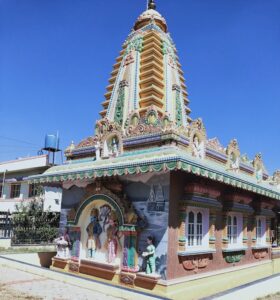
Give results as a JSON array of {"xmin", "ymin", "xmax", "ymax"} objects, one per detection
[
  {"xmin": 142, "ymin": 236, "xmax": 156, "ymax": 274},
  {"xmin": 86, "ymin": 208, "xmax": 102, "ymax": 259},
  {"xmin": 105, "ymin": 211, "xmax": 120, "ymax": 263}
]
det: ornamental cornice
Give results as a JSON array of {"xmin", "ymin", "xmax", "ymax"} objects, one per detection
[{"xmin": 29, "ymin": 150, "xmax": 280, "ymax": 201}]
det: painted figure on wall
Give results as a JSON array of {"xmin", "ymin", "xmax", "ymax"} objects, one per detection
[
  {"xmin": 142, "ymin": 236, "xmax": 156, "ymax": 274},
  {"xmin": 99, "ymin": 204, "xmax": 112, "ymax": 231},
  {"xmin": 105, "ymin": 211, "xmax": 120, "ymax": 263},
  {"xmin": 86, "ymin": 208, "xmax": 102, "ymax": 259}
]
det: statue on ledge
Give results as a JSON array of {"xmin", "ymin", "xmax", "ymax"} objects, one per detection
[
  {"xmin": 192, "ymin": 136, "xmax": 205, "ymax": 159},
  {"xmin": 54, "ymin": 228, "xmax": 71, "ymax": 259},
  {"xmin": 86, "ymin": 208, "xmax": 102, "ymax": 259},
  {"xmin": 142, "ymin": 236, "xmax": 156, "ymax": 274}
]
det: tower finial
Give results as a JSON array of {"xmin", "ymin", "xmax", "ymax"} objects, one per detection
[{"xmin": 148, "ymin": 0, "xmax": 156, "ymax": 10}]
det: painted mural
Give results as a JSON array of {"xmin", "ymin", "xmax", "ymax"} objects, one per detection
[
  {"xmin": 60, "ymin": 173, "xmax": 169, "ymax": 279},
  {"xmin": 122, "ymin": 172, "xmax": 169, "ymax": 279},
  {"xmin": 78, "ymin": 198, "xmax": 123, "ymax": 265}
]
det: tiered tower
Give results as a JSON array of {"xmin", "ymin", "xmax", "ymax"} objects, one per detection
[
  {"xmin": 66, "ymin": 0, "xmax": 192, "ymax": 160},
  {"xmin": 100, "ymin": 0, "xmax": 191, "ymax": 127}
]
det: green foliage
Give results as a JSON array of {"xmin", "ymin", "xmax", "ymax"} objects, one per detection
[{"xmin": 12, "ymin": 198, "xmax": 60, "ymax": 244}]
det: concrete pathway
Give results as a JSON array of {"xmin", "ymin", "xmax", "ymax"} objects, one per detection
[
  {"xmin": 0, "ymin": 265, "xmax": 122, "ymax": 300},
  {"xmin": 0, "ymin": 256, "xmax": 164, "ymax": 300},
  {"xmin": 206, "ymin": 274, "xmax": 280, "ymax": 300}
]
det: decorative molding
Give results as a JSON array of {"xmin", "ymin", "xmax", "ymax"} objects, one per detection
[{"xmin": 224, "ymin": 253, "xmax": 243, "ymax": 263}]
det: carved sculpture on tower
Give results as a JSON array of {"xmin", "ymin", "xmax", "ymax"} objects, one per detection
[
  {"xmin": 226, "ymin": 139, "xmax": 240, "ymax": 173},
  {"xmin": 189, "ymin": 118, "xmax": 206, "ymax": 159},
  {"xmin": 253, "ymin": 153, "xmax": 265, "ymax": 182}
]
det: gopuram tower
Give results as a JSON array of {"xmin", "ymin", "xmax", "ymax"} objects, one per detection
[
  {"xmin": 64, "ymin": 0, "xmax": 194, "ymax": 160},
  {"xmin": 101, "ymin": 0, "xmax": 191, "ymax": 126}
]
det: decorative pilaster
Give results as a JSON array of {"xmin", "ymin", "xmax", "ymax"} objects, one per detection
[
  {"xmin": 250, "ymin": 216, "xmax": 257, "ymax": 247},
  {"xmin": 222, "ymin": 213, "xmax": 229, "ymax": 247},
  {"xmin": 119, "ymin": 225, "xmax": 139, "ymax": 272},
  {"xmin": 178, "ymin": 205, "xmax": 186, "ymax": 252},
  {"xmin": 266, "ymin": 218, "xmax": 271, "ymax": 245},
  {"xmin": 209, "ymin": 212, "xmax": 216, "ymax": 248},
  {"xmin": 114, "ymin": 80, "xmax": 129, "ymax": 126},
  {"xmin": 172, "ymin": 84, "xmax": 183, "ymax": 126},
  {"xmin": 243, "ymin": 215, "xmax": 248, "ymax": 246}
]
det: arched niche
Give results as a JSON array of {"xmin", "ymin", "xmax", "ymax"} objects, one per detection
[{"xmin": 70, "ymin": 194, "xmax": 125, "ymax": 262}]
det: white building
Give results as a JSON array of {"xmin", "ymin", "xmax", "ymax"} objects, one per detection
[{"xmin": 0, "ymin": 155, "xmax": 62, "ymax": 213}]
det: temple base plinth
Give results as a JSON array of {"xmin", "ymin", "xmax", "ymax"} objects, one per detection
[
  {"xmin": 51, "ymin": 257, "xmax": 70, "ymax": 271},
  {"xmin": 135, "ymin": 272, "xmax": 161, "ymax": 290},
  {"xmin": 119, "ymin": 271, "xmax": 136, "ymax": 287},
  {"xmin": 79, "ymin": 259, "xmax": 119, "ymax": 280}
]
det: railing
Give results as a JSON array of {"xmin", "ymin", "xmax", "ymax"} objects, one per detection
[
  {"xmin": 11, "ymin": 226, "xmax": 59, "ymax": 245},
  {"xmin": 0, "ymin": 211, "xmax": 13, "ymax": 238}
]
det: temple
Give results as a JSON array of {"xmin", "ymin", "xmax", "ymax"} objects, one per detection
[{"xmin": 30, "ymin": 1, "xmax": 280, "ymax": 299}]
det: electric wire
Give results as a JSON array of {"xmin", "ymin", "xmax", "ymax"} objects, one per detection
[{"xmin": 0, "ymin": 135, "xmax": 41, "ymax": 147}]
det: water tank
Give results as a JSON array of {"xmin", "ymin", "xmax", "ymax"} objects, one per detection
[{"xmin": 44, "ymin": 134, "xmax": 60, "ymax": 152}]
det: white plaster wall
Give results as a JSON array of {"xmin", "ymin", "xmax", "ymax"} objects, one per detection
[
  {"xmin": 20, "ymin": 183, "xmax": 29, "ymax": 199},
  {"xmin": 0, "ymin": 238, "xmax": 11, "ymax": 249},
  {"xmin": 0, "ymin": 155, "xmax": 48, "ymax": 173},
  {"xmin": 43, "ymin": 187, "xmax": 62, "ymax": 212},
  {"xmin": 2, "ymin": 184, "xmax": 10, "ymax": 199},
  {"xmin": 0, "ymin": 200, "xmax": 19, "ymax": 212}
]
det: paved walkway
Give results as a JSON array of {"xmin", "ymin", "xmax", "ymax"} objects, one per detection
[
  {"xmin": 205, "ymin": 274, "xmax": 280, "ymax": 300},
  {"xmin": 2, "ymin": 255, "xmax": 280, "ymax": 300},
  {"xmin": 0, "ymin": 256, "xmax": 163, "ymax": 300},
  {"xmin": 0, "ymin": 265, "xmax": 122, "ymax": 300}
]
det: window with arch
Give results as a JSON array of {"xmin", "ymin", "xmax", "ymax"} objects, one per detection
[
  {"xmin": 185, "ymin": 207, "xmax": 209, "ymax": 248},
  {"xmin": 256, "ymin": 216, "xmax": 266, "ymax": 245},
  {"xmin": 226, "ymin": 212, "xmax": 243, "ymax": 246},
  {"xmin": 227, "ymin": 215, "xmax": 238, "ymax": 244}
]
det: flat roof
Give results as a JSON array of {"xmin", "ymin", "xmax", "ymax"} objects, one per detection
[{"xmin": 0, "ymin": 155, "xmax": 49, "ymax": 173}]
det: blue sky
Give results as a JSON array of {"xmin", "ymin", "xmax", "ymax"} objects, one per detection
[{"xmin": 0, "ymin": 0, "xmax": 280, "ymax": 173}]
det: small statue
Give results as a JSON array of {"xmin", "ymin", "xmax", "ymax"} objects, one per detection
[
  {"xmin": 256, "ymin": 167, "xmax": 263, "ymax": 182},
  {"xmin": 192, "ymin": 136, "xmax": 205, "ymax": 159},
  {"xmin": 112, "ymin": 138, "xmax": 119, "ymax": 157},
  {"xmin": 142, "ymin": 236, "xmax": 156, "ymax": 274},
  {"xmin": 54, "ymin": 228, "xmax": 71, "ymax": 259},
  {"xmin": 229, "ymin": 152, "xmax": 239, "ymax": 172},
  {"xmin": 86, "ymin": 209, "xmax": 102, "ymax": 259},
  {"xmin": 95, "ymin": 141, "xmax": 101, "ymax": 161}
]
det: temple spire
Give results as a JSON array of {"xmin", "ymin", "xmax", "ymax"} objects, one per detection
[{"xmin": 148, "ymin": 0, "xmax": 156, "ymax": 10}]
